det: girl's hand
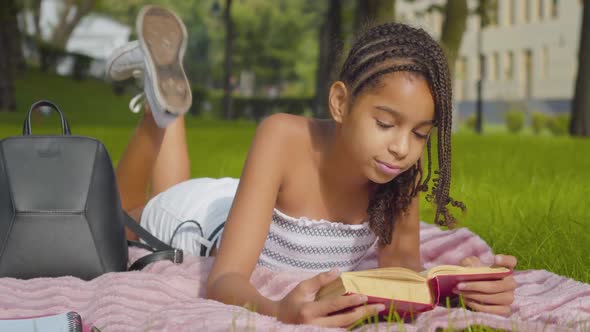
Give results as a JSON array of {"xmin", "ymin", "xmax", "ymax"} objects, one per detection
[
  {"xmin": 277, "ymin": 268, "xmax": 385, "ymax": 327},
  {"xmin": 455, "ymin": 254, "xmax": 518, "ymax": 317}
]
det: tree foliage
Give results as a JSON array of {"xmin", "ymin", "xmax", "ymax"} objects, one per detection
[{"xmin": 220, "ymin": 0, "xmax": 322, "ymax": 96}]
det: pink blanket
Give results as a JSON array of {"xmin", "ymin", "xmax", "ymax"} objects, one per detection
[{"xmin": 1, "ymin": 223, "xmax": 588, "ymax": 331}]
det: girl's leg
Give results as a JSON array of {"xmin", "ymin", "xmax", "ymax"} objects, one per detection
[
  {"xmin": 111, "ymin": 5, "xmax": 193, "ymax": 241},
  {"xmin": 115, "ymin": 109, "xmax": 166, "ymax": 240},
  {"xmin": 148, "ymin": 113, "xmax": 191, "ymax": 199},
  {"xmin": 116, "ymin": 109, "xmax": 165, "ymax": 213},
  {"xmin": 116, "ymin": 107, "xmax": 191, "ymax": 240},
  {"xmin": 120, "ymin": 111, "xmax": 230, "ymax": 256}
]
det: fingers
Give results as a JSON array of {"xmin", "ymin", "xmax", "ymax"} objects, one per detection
[
  {"xmin": 460, "ymin": 256, "xmax": 484, "ymax": 267},
  {"xmin": 306, "ymin": 294, "xmax": 369, "ymax": 317},
  {"xmin": 314, "ymin": 303, "xmax": 385, "ymax": 328},
  {"xmin": 461, "ymin": 254, "xmax": 518, "ymax": 270},
  {"xmin": 456, "ymin": 276, "xmax": 517, "ymax": 294},
  {"xmin": 493, "ymin": 254, "xmax": 518, "ymax": 270},
  {"xmin": 296, "ymin": 267, "xmax": 340, "ymax": 296},
  {"xmin": 463, "ymin": 300, "xmax": 512, "ymax": 317},
  {"xmin": 454, "ymin": 290, "xmax": 515, "ymax": 306}
]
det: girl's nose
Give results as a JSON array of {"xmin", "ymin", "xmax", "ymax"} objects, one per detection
[{"xmin": 388, "ymin": 134, "xmax": 409, "ymax": 160}]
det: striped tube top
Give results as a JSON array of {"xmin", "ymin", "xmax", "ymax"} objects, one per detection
[{"xmin": 257, "ymin": 208, "xmax": 377, "ymax": 272}]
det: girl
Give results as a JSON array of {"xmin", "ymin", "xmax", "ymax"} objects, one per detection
[{"xmin": 110, "ymin": 5, "xmax": 517, "ymax": 328}]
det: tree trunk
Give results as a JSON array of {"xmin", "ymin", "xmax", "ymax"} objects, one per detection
[
  {"xmin": 570, "ymin": 0, "xmax": 590, "ymax": 136},
  {"xmin": 0, "ymin": 0, "xmax": 20, "ymax": 112},
  {"xmin": 33, "ymin": 0, "xmax": 42, "ymax": 40},
  {"xmin": 222, "ymin": 0, "xmax": 234, "ymax": 120},
  {"xmin": 10, "ymin": 4, "xmax": 25, "ymax": 75},
  {"xmin": 314, "ymin": 0, "xmax": 342, "ymax": 118},
  {"xmin": 354, "ymin": 0, "xmax": 396, "ymax": 33},
  {"xmin": 439, "ymin": 0, "xmax": 468, "ymax": 75},
  {"xmin": 50, "ymin": 0, "xmax": 97, "ymax": 49}
]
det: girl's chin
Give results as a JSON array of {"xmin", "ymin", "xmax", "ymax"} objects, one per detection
[{"xmin": 367, "ymin": 171, "xmax": 399, "ymax": 185}]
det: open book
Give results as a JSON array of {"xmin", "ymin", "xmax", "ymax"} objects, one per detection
[{"xmin": 316, "ymin": 265, "xmax": 512, "ymax": 319}]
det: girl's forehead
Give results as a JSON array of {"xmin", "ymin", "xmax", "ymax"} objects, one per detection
[
  {"xmin": 378, "ymin": 70, "xmax": 428, "ymax": 88},
  {"xmin": 357, "ymin": 73, "xmax": 435, "ymax": 119},
  {"xmin": 368, "ymin": 72, "xmax": 433, "ymax": 101}
]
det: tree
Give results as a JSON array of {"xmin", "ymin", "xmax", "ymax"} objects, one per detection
[
  {"xmin": 439, "ymin": 0, "xmax": 468, "ymax": 75},
  {"xmin": 314, "ymin": 0, "xmax": 342, "ymax": 118},
  {"xmin": 50, "ymin": 0, "xmax": 98, "ymax": 49},
  {"xmin": 0, "ymin": 0, "xmax": 23, "ymax": 112},
  {"xmin": 214, "ymin": 0, "xmax": 322, "ymax": 98},
  {"xmin": 221, "ymin": 0, "xmax": 234, "ymax": 119},
  {"xmin": 22, "ymin": 0, "xmax": 43, "ymax": 42},
  {"xmin": 570, "ymin": 0, "xmax": 590, "ymax": 136},
  {"xmin": 354, "ymin": 0, "xmax": 396, "ymax": 33}
]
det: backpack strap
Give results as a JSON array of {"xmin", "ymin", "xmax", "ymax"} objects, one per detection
[{"xmin": 123, "ymin": 212, "xmax": 183, "ymax": 271}]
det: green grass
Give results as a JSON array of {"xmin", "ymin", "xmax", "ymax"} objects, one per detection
[{"xmin": 2, "ymin": 69, "xmax": 589, "ymax": 285}]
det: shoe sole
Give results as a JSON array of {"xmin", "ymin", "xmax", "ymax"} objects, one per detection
[{"xmin": 137, "ymin": 6, "xmax": 192, "ymax": 115}]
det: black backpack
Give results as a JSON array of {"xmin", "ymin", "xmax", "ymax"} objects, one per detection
[{"xmin": 0, "ymin": 100, "xmax": 182, "ymax": 280}]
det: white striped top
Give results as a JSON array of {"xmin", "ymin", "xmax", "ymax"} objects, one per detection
[
  {"xmin": 257, "ymin": 208, "xmax": 378, "ymax": 272},
  {"xmin": 140, "ymin": 177, "xmax": 378, "ymax": 272}
]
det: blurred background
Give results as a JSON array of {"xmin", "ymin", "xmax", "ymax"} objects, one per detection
[
  {"xmin": 0, "ymin": 1, "xmax": 589, "ymax": 283},
  {"xmin": 1, "ymin": 0, "xmax": 588, "ymax": 135}
]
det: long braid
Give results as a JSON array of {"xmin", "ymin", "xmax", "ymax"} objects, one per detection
[{"xmin": 339, "ymin": 23, "xmax": 465, "ymax": 245}]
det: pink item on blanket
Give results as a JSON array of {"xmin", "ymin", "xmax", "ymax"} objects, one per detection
[{"xmin": 0, "ymin": 222, "xmax": 588, "ymax": 331}]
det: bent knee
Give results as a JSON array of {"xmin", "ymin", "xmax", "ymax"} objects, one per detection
[{"xmin": 127, "ymin": 205, "xmax": 145, "ymax": 222}]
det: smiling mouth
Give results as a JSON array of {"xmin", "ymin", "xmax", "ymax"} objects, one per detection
[
  {"xmin": 377, "ymin": 160, "xmax": 402, "ymax": 169},
  {"xmin": 375, "ymin": 159, "xmax": 403, "ymax": 176}
]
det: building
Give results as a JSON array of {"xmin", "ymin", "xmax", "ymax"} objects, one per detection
[
  {"xmin": 20, "ymin": 0, "xmax": 131, "ymax": 78},
  {"xmin": 397, "ymin": 0, "xmax": 583, "ymax": 123}
]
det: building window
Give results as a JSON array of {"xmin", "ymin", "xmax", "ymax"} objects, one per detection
[
  {"xmin": 479, "ymin": 55, "xmax": 487, "ymax": 80},
  {"xmin": 505, "ymin": 51, "xmax": 514, "ymax": 80},
  {"xmin": 455, "ymin": 57, "xmax": 468, "ymax": 100},
  {"xmin": 507, "ymin": 0, "xmax": 516, "ymax": 25},
  {"xmin": 541, "ymin": 47, "xmax": 549, "ymax": 79},
  {"xmin": 537, "ymin": 0, "xmax": 544, "ymax": 20},
  {"xmin": 456, "ymin": 57, "xmax": 468, "ymax": 80},
  {"xmin": 523, "ymin": 0, "xmax": 530, "ymax": 23},
  {"xmin": 492, "ymin": 53, "xmax": 500, "ymax": 81},
  {"xmin": 550, "ymin": 0, "xmax": 558, "ymax": 18},
  {"xmin": 488, "ymin": 1, "xmax": 499, "ymax": 26},
  {"xmin": 522, "ymin": 49, "xmax": 533, "ymax": 98}
]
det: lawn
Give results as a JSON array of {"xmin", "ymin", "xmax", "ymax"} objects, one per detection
[{"xmin": 2, "ymin": 69, "xmax": 589, "ymax": 287}]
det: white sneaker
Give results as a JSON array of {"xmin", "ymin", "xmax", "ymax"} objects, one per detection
[
  {"xmin": 106, "ymin": 5, "xmax": 192, "ymax": 128},
  {"xmin": 105, "ymin": 40, "xmax": 144, "ymax": 82},
  {"xmin": 136, "ymin": 5, "xmax": 192, "ymax": 123}
]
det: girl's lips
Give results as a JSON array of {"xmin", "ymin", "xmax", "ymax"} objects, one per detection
[{"xmin": 375, "ymin": 160, "xmax": 402, "ymax": 176}]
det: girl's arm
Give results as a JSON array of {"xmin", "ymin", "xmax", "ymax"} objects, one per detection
[
  {"xmin": 206, "ymin": 114, "xmax": 290, "ymax": 317},
  {"xmin": 377, "ymin": 194, "xmax": 424, "ymax": 272}
]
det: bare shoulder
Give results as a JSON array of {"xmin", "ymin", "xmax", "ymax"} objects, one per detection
[
  {"xmin": 255, "ymin": 113, "xmax": 312, "ymax": 153},
  {"xmin": 257, "ymin": 113, "xmax": 309, "ymax": 137},
  {"xmin": 207, "ymin": 113, "xmax": 311, "ymax": 284}
]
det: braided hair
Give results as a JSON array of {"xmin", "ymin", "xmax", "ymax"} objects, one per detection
[{"xmin": 338, "ymin": 22, "xmax": 465, "ymax": 245}]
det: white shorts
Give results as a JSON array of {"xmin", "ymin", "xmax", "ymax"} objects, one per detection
[{"xmin": 140, "ymin": 177, "xmax": 239, "ymax": 256}]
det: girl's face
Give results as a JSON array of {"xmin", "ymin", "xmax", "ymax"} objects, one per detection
[{"xmin": 332, "ymin": 72, "xmax": 435, "ymax": 184}]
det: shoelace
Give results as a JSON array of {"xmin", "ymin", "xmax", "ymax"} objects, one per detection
[
  {"xmin": 128, "ymin": 69, "xmax": 145, "ymax": 114},
  {"xmin": 129, "ymin": 93, "xmax": 144, "ymax": 114}
]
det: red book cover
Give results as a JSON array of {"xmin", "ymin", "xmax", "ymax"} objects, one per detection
[
  {"xmin": 429, "ymin": 270, "xmax": 512, "ymax": 306},
  {"xmin": 345, "ymin": 270, "xmax": 512, "ymax": 320}
]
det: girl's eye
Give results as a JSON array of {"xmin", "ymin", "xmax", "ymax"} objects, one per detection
[
  {"xmin": 414, "ymin": 132, "xmax": 429, "ymax": 139},
  {"xmin": 376, "ymin": 120, "xmax": 393, "ymax": 129}
]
